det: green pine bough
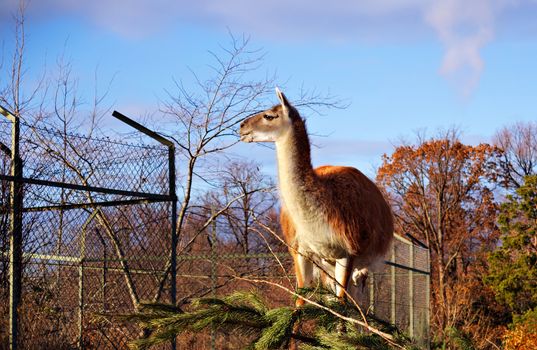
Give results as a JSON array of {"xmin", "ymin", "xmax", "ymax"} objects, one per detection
[{"xmin": 118, "ymin": 289, "xmax": 419, "ymax": 350}]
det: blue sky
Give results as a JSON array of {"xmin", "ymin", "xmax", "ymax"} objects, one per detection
[{"xmin": 1, "ymin": 0, "xmax": 537, "ymax": 177}]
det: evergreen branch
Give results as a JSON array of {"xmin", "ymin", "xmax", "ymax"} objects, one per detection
[
  {"xmin": 233, "ymin": 276, "xmax": 404, "ymax": 348},
  {"xmin": 255, "ymin": 307, "xmax": 295, "ymax": 349},
  {"xmin": 117, "ymin": 289, "xmax": 416, "ymax": 349}
]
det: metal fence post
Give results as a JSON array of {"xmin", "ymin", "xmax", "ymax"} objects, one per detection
[
  {"xmin": 169, "ymin": 144, "xmax": 177, "ymax": 308},
  {"xmin": 97, "ymin": 231, "xmax": 108, "ymax": 311},
  {"xmin": 210, "ymin": 208, "xmax": 217, "ymax": 350},
  {"xmin": 408, "ymin": 243, "xmax": 414, "ymax": 339},
  {"xmin": 78, "ymin": 210, "xmax": 97, "ymax": 349},
  {"xmin": 1, "ymin": 105, "xmax": 23, "ymax": 350},
  {"xmin": 426, "ymin": 246, "xmax": 431, "ymax": 349},
  {"xmin": 390, "ymin": 244, "xmax": 396, "ymax": 325},
  {"xmin": 169, "ymin": 145, "xmax": 178, "ymax": 350},
  {"xmin": 369, "ymin": 272, "xmax": 375, "ymax": 313},
  {"xmin": 78, "ymin": 229, "xmax": 86, "ymax": 350}
]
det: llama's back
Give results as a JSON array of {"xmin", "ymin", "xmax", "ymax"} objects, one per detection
[{"xmin": 313, "ymin": 165, "xmax": 393, "ymax": 260}]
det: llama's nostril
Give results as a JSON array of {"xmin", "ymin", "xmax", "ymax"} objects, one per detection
[{"xmin": 240, "ymin": 120, "xmax": 247, "ymax": 128}]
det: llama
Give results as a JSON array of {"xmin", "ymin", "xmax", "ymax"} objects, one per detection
[{"xmin": 239, "ymin": 88, "xmax": 393, "ymax": 304}]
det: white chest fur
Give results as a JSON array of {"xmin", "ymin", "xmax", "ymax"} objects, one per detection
[
  {"xmin": 289, "ymin": 208, "xmax": 347, "ymax": 259},
  {"xmin": 276, "ymin": 137, "xmax": 347, "ymax": 259}
]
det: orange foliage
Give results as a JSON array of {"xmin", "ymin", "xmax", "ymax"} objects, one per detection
[
  {"xmin": 376, "ymin": 130, "xmax": 505, "ymax": 346},
  {"xmin": 503, "ymin": 320, "xmax": 537, "ymax": 350}
]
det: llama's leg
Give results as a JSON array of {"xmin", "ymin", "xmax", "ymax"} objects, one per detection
[
  {"xmin": 333, "ymin": 257, "xmax": 354, "ymax": 335},
  {"xmin": 290, "ymin": 253, "xmax": 314, "ymax": 350},
  {"xmin": 293, "ymin": 252, "xmax": 314, "ymax": 306},
  {"xmin": 334, "ymin": 256, "xmax": 354, "ymax": 299},
  {"xmin": 320, "ymin": 259, "xmax": 336, "ymax": 293}
]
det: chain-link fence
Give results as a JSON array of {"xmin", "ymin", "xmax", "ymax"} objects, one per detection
[
  {"xmin": 0, "ymin": 107, "xmax": 177, "ymax": 350},
  {"xmin": 1, "ymin": 105, "xmax": 430, "ymax": 349},
  {"xmin": 356, "ymin": 234, "xmax": 430, "ymax": 348}
]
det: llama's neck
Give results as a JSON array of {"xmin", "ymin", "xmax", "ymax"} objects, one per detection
[{"xmin": 275, "ymin": 119, "xmax": 317, "ymax": 211}]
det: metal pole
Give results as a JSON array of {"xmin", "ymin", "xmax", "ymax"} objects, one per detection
[
  {"xmin": 169, "ymin": 145, "xmax": 177, "ymax": 305},
  {"xmin": 426, "ymin": 247, "xmax": 431, "ymax": 349},
  {"xmin": 0, "ymin": 174, "xmax": 172, "ymax": 201},
  {"xmin": 77, "ymin": 211, "xmax": 97, "ymax": 349},
  {"xmin": 4, "ymin": 105, "xmax": 23, "ymax": 350},
  {"xmin": 210, "ymin": 208, "xmax": 217, "ymax": 350},
  {"xmin": 409, "ymin": 243, "xmax": 414, "ymax": 339},
  {"xmin": 78, "ymin": 234, "xmax": 86, "ymax": 350},
  {"xmin": 369, "ymin": 272, "xmax": 375, "ymax": 313},
  {"xmin": 169, "ymin": 145, "xmax": 178, "ymax": 350},
  {"xmin": 99, "ymin": 231, "xmax": 108, "ymax": 312},
  {"xmin": 390, "ymin": 244, "xmax": 396, "ymax": 325}
]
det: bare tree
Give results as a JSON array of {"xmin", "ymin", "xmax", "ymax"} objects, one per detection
[
  {"xmin": 205, "ymin": 161, "xmax": 277, "ymax": 254},
  {"xmin": 494, "ymin": 121, "xmax": 537, "ymax": 189},
  {"xmin": 161, "ymin": 35, "xmax": 273, "ymax": 244},
  {"xmin": 151, "ymin": 34, "xmax": 341, "ymax": 302},
  {"xmin": 0, "ymin": 0, "xmax": 44, "ymax": 120}
]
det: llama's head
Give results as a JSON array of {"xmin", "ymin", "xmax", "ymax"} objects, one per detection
[{"xmin": 239, "ymin": 88, "xmax": 297, "ymax": 143}]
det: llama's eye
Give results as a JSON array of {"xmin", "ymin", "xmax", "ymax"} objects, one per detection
[{"xmin": 263, "ymin": 114, "xmax": 277, "ymax": 121}]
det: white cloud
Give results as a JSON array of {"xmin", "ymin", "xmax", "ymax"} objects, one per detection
[
  {"xmin": 2, "ymin": 1, "xmax": 430, "ymax": 39},
  {"xmin": 424, "ymin": 0, "xmax": 516, "ymax": 96},
  {"xmin": 2, "ymin": 0, "xmax": 534, "ymax": 95}
]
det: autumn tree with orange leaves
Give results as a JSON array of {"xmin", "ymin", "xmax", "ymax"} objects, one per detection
[{"xmin": 377, "ymin": 130, "xmax": 506, "ymax": 348}]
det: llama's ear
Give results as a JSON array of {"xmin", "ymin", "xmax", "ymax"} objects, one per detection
[{"xmin": 275, "ymin": 87, "xmax": 290, "ymax": 109}]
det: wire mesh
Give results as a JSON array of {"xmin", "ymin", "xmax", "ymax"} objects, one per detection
[
  {"xmin": 0, "ymin": 117, "xmax": 174, "ymax": 350},
  {"xmin": 0, "ymin": 120, "xmax": 169, "ymax": 195}
]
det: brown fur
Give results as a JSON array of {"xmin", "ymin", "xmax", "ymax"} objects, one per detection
[{"xmin": 280, "ymin": 165, "xmax": 393, "ymax": 257}]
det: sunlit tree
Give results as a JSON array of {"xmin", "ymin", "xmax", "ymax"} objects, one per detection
[{"xmin": 377, "ymin": 129, "xmax": 503, "ymax": 346}]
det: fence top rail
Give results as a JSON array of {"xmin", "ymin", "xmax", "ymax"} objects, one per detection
[
  {"xmin": 0, "ymin": 104, "xmax": 17, "ymax": 122},
  {"xmin": 404, "ymin": 232, "xmax": 429, "ymax": 249},
  {"xmin": 394, "ymin": 233, "xmax": 429, "ymax": 251},
  {"xmin": 383, "ymin": 261, "xmax": 430, "ymax": 275},
  {"xmin": 112, "ymin": 111, "xmax": 174, "ymax": 148}
]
